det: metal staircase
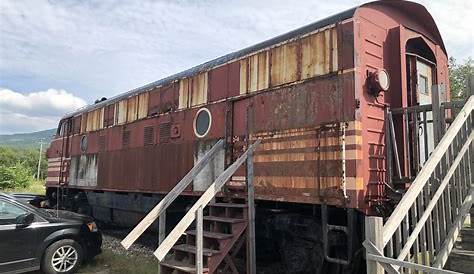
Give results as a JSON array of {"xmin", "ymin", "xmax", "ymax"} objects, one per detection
[
  {"xmin": 365, "ymin": 94, "xmax": 473, "ymax": 274},
  {"xmin": 121, "ymin": 139, "xmax": 261, "ymax": 274}
]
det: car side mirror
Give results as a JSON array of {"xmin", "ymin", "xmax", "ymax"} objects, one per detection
[{"xmin": 15, "ymin": 213, "xmax": 35, "ymax": 228}]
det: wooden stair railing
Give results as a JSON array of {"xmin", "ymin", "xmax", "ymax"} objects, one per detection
[
  {"xmin": 154, "ymin": 139, "xmax": 261, "ymax": 268},
  {"xmin": 122, "ymin": 138, "xmax": 260, "ymax": 274},
  {"xmin": 121, "ymin": 139, "xmax": 224, "ymax": 250},
  {"xmin": 365, "ymin": 95, "xmax": 473, "ymax": 274}
]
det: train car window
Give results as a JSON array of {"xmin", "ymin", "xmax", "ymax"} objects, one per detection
[
  {"xmin": 194, "ymin": 108, "xmax": 212, "ymax": 138},
  {"xmin": 418, "ymin": 75, "xmax": 428, "ymax": 94}
]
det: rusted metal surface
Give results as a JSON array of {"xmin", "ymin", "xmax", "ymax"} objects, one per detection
[
  {"xmin": 46, "ymin": 1, "xmax": 450, "ymax": 214},
  {"xmin": 117, "ymin": 100, "xmax": 127, "ymax": 124},
  {"xmin": 127, "ymin": 96, "xmax": 138, "ymax": 122},
  {"xmin": 137, "ymin": 92, "xmax": 149, "ymax": 119},
  {"xmin": 179, "ymin": 72, "xmax": 208, "ymax": 109},
  {"xmin": 148, "ymin": 83, "xmax": 179, "ymax": 116}
]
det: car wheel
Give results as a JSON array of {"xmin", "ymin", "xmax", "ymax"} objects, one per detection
[{"xmin": 42, "ymin": 239, "xmax": 83, "ymax": 274}]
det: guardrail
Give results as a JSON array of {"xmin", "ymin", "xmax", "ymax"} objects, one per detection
[{"xmin": 365, "ymin": 95, "xmax": 473, "ymax": 274}]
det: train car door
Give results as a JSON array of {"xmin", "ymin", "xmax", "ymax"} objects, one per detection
[{"xmin": 415, "ymin": 59, "xmax": 434, "ymax": 166}]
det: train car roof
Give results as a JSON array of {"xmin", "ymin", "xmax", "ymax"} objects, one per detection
[{"xmin": 63, "ymin": 0, "xmax": 446, "ymax": 119}]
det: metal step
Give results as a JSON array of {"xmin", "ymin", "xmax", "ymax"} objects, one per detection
[
  {"xmin": 203, "ymin": 216, "xmax": 245, "ymax": 224},
  {"xmin": 161, "ymin": 259, "xmax": 209, "ymax": 274},
  {"xmin": 172, "ymin": 244, "xmax": 220, "ymax": 256},
  {"xmin": 186, "ymin": 230, "xmax": 233, "ymax": 240}
]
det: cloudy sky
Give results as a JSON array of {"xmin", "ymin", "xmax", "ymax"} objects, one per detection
[{"xmin": 0, "ymin": 0, "xmax": 472, "ymax": 134}]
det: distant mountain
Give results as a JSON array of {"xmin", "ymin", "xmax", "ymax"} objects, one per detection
[{"xmin": 0, "ymin": 129, "xmax": 55, "ymax": 148}]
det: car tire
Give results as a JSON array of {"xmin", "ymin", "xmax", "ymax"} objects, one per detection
[{"xmin": 42, "ymin": 239, "xmax": 83, "ymax": 274}]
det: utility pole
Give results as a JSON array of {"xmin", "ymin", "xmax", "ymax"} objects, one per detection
[{"xmin": 37, "ymin": 139, "xmax": 43, "ymax": 180}]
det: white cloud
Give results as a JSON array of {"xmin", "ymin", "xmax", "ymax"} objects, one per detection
[
  {"xmin": 0, "ymin": 0, "xmax": 472, "ymax": 134},
  {"xmin": 0, "ymin": 88, "xmax": 86, "ymax": 134}
]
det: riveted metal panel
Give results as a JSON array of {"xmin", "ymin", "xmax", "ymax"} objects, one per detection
[
  {"xmin": 72, "ymin": 115, "xmax": 81, "ymax": 134},
  {"xmin": 99, "ymin": 107, "xmax": 105, "ymax": 129},
  {"xmin": 137, "ymin": 92, "xmax": 149, "ymax": 119},
  {"xmin": 81, "ymin": 113, "xmax": 87, "ymax": 133},
  {"xmin": 209, "ymin": 65, "xmax": 228, "ymax": 101},
  {"xmin": 179, "ymin": 72, "xmax": 208, "ymax": 109},
  {"xmin": 240, "ymin": 51, "xmax": 270, "ymax": 94},
  {"xmin": 270, "ymin": 41, "xmax": 299, "ymax": 87},
  {"xmin": 97, "ymin": 142, "xmax": 195, "ymax": 192},
  {"xmin": 239, "ymin": 59, "xmax": 248, "ymax": 95},
  {"xmin": 179, "ymin": 78, "xmax": 190, "ymax": 109},
  {"xmin": 116, "ymin": 101, "xmax": 127, "ymax": 124},
  {"xmin": 127, "ymin": 96, "xmax": 138, "ymax": 122},
  {"xmin": 148, "ymin": 84, "xmax": 179, "ymax": 116},
  {"xmin": 191, "ymin": 72, "xmax": 208, "ymax": 106},
  {"xmin": 86, "ymin": 109, "xmax": 101, "ymax": 132}
]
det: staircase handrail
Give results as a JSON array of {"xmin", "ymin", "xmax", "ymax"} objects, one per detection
[
  {"xmin": 121, "ymin": 139, "xmax": 225, "ymax": 250},
  {"xmin": 154, "ymin": 139, "xmax": 261, "ymax": 262},
  {"xmin": 382, "ymin": 95, "xmax": 473, "ymax": 246}
]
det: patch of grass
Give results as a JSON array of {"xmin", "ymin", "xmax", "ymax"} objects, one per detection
[
  {"xmin": 4, "ymin": 180, "xmax": 45, "ymax": 195},
  {"xmin": 78, "ymin": 249, "xmax": 159, "ymax": 274}
]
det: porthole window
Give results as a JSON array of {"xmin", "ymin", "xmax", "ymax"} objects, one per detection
[{"xmin": 193, "ymin": 108, "xmax": 212, "ymax": 138}]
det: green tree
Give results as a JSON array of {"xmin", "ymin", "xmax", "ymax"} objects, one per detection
[
  {"xmin": 0, "ymin": 146, "xmax": 48, "ymax": 190},
  {"xmin": 0, "ymin": 162, "xmax": 33, "ymax": 189},
  {"xmin": 449, "ymin": 57, "xmax": 473, "ymax": 100}
]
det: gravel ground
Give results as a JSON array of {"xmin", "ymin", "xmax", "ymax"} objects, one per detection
[{"xmin": 100, "ymin": 227, "xmax": 158, "ymax": 258}]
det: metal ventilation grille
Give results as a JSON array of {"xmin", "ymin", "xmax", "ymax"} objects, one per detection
[
  {"xmin": 159, "ymin": 122, "xmax": 171, "ymax": 143},
  {"xmin": 122, "ymin": 130, "xmax": 131, "ymax": 147},
  {"xmin": 99, "ymin": 135, "xmax": 106, "ymax": 151},
  {"xmin": 144, "ymin": 126, "xmax": 155, "ymax": 146}
]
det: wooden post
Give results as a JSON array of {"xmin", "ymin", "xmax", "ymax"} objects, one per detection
[
  {"xmin": 247, "ymin": 148, "xmax": 257, "ymax": 274},
  {"xmin": 365, "ymin": 216, "xmax": 384, "ymax": 274},
  {"xmin": 159, "ymin": 210, "xmax": 166, "ymax": 245},
  {"xmin": 158, "ymin": 210, "xmax": 166, "ymax": 274},
  {"xmin": 196, "ymin": 206, "xmax": 203, "ymax": 274}
]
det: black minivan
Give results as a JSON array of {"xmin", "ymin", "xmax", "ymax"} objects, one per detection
[{"xmin": 0, "ymin": 193, "xmax": 101, "ymax": 274}]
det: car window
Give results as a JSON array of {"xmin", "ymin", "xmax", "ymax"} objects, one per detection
[{"xmin": 0, "ymin": 200, "xmax": 28, "ymax": 225}]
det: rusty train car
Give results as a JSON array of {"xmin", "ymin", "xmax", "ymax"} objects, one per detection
[{"xmin": 46, "ymin": 1, "xmax": 449, "ymax": 272}]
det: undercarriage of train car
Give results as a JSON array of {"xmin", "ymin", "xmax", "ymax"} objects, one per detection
[{"xmin": 44, "ymin": 185, "xmax": 366, "ymax": 274}]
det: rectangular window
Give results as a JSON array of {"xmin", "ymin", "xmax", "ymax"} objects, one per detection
[{"xmin": 418, "ymin": 75, "xmax": 428, "ymax": 94}]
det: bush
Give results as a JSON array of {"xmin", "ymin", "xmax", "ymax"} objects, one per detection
[
  {"xmin": 0, "ymin": 146, "xmax": 47, "ymax": 180},
  {"xmin": 0, "ymin": 162, "xmax": 33, "ymax": 189},
  {"xmin": 0, "ymin": 146, "xmax": 46, "ymax": 190}
]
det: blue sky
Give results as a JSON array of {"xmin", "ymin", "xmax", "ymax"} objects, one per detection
[{"xmin": 0, "ymin": 0, "xmax": 472, "ymax": 134}]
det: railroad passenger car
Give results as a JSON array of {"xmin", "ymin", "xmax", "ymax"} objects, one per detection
[{"xmin": 46, "ymin": 1, "xmax": 450, "ymax": 272}]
